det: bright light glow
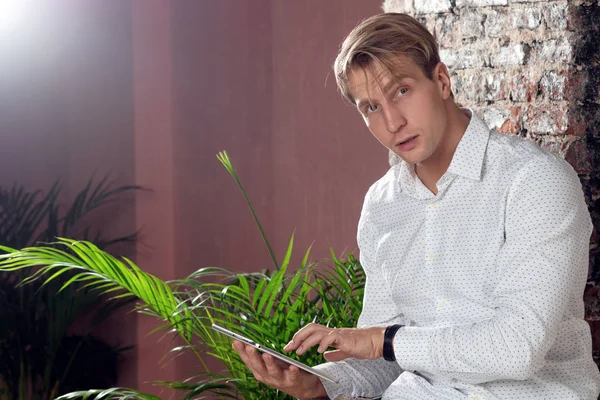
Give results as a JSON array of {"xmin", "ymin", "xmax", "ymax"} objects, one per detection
[{"xmin": 0, "ymin": 0, "xmax": 27, "ymax": 34}]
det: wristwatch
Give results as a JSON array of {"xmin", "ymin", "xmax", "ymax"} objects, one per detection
[{"xmin": 383, "ymin": 324, "xmax": 403, "ymax": 362}]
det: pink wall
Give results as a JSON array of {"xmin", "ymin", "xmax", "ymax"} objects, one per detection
[
  {"xmin": 169, "ymin": 0, "xmax": 386, "ymax": 277},
  {"xmin": 1, "ymin": 0, "xmax": 385, "ymax": 396},
  {"xmin": 270, "ymin": 2, "xmax": 389, "ymax": 262},
  {"xmin": 132, "ymin": 1, "xmax": 179, "ymax": 396},
  {"xmin": 171, "ymin": 0, "xmax": 276, "ymax": 279}
]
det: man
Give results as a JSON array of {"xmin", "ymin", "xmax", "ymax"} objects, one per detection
[{"xmin": 232, "ymin": 13, "xmax": 600, "ymax": 399}]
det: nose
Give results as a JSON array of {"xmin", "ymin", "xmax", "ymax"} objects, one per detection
[{"xmin": 382, "ymin": 104, "xmax": 406, "ymax": 133}]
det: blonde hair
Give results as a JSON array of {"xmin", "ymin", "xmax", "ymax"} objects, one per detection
[{"xmin": 334, "ymin": 13, "xmax": 441, "ymax": 103}]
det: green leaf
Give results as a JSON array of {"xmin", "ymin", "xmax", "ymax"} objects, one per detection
[
  {"xmin": 259, "ymin": 233, "xmax": 294, "ymax": 316},
  {"xmin": 217, "ymin": 151, "xmax": 278, "ymax": 270}
]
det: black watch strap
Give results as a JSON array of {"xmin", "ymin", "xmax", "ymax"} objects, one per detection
[{"xmin": 383, "ymin": 324, "xmax": 403, "ymax": 362}]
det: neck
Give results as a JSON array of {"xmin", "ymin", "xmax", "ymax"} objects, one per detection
[{"xmin": 416, "ymin": 102, "xmax": 470, "ymax": 192}]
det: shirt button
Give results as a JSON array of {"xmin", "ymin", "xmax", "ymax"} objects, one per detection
[
  {"xmin": 429, "ymin": 201, "xmax": 438, "ymax": 208},
  {"xmin": 437, "ymin": 298, "xmax": 449, "ymax": 309},
  {"xmin": 427, "ymin": 252, "xmax": 436, "ymax": 261}
]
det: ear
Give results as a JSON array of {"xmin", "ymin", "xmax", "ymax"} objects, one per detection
[{"xmin": 433, "ymin": 62, "xmax": 452, "ymax": 100}]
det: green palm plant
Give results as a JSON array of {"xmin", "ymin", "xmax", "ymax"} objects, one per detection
[
  {"xmin": 0, "ymin": 176, "xmax": 140, "ymax": 400},
  {"xmin": 0, "ymin": 153, "xmax": 366, "ymax": 400}
]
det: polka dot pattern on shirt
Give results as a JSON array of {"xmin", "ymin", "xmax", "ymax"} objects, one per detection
[{"xmin": 314, "ymin": 111, "xmax": 600, "ymax": 400}]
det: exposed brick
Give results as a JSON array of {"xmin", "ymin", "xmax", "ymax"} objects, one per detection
[
  {"xmin": 382, "ymin": 0, "xmax": 414, "ymax": 13},
  {"xmin": 513, "ymin": 7, "xmax": 542, "ymax": 30},
  {"xmin": 592, "ymin": 235, "xmax": 600, "ymax": 286},
  {"xmin": 434, "ymin": 13, "xmax": 459, "ymax": 48},
  {"xmin": 510, "ymin": 72, "xmax": 537, "ymax": 102},
  {"xmin": 482, "ymin": 107, "xmax": 506, "ymax": 131},
  {"xmin": 543, "ymin": 2, "xmax": 569, "ymax": 31},
  {"xmin": 539, "ymin": 70, "xmax": 568, "ymax": 101},
  {"xmin": 564, "ymin": 105, "xmax": 591, "ymax": 137},
  {"xmin": 485, "ymin": 8, "xmax": 513, "ymax": 37},
  {"xmin": 590, "ymin": 320, "xmax": 600, "ymax": 354},
  {"xmin": 576, "ymin": 105, "xmax": 600, "ymax": 139},
  {"xmin": 484, "ymin": 71, "xmax": 507, "ymax": 101},
  {"xmin": 483, "ymin": 106, "xmax": 521, "ymax": 134},
  {"xmin": 456, "ymin": 0, "xmax": 507, "ymax": 8},
  {"xmin": 440, "ymin": 45, "xmax": 488, "ymax": 70},
  {"xmin": 590, "ymin": 226, "xmax": 598, "ymax": 250},
  {"xmin": 565, "ymin": 138, "xmax": 592, "ymax": 175},
  {"xmin": 538, "ymin": 137, "xmax": 572, "ymax": 157},
  {"xmin": 491, "ymin": 43, "xmax": 529, "ymax": 67},
  {"xmin": 453, "ymin": 72, "xmax": 483, "ymax": 103},
  {"xmin": 568, "ymin": 3, "xmax": 600, "ymax": 33},
  {"xmin": 460, "ymin": 10, "xmax": 485, "ymax": 39},
  {"xmin": 532, "ymin": 37, "xmax": 573, "ymax": 64},
  {"xmin": 563, "ymin": 69, "xmax": 590, "ymax": 103},
  {"xmin": 585, "ymin": 284, "xmax": 600, "ymax": 320},
  {"xmin": 524, "ymin": 104, "xmax": 569, "ymax": 135},
  {"xmin": 416, "ymin": 15, "xmax": 435, "ymax": 38},
  {"xmin": 414, "ymin": 0, "xmax": 451, "ymax": 14}
]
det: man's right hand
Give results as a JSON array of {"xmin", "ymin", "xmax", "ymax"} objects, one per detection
[{"xmin": 232, "ymin": 340, "xmax": 329, "ymax": 399}]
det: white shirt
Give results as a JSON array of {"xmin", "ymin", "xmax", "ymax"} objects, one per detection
[{"xmin": 315, "ymin": 111, "xmax": 600, "ymax": 399}]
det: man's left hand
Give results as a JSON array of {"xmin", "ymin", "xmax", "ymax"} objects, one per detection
[{"xmin": 283, "ymin": 323, "xmax": 385, "ymax": 362}]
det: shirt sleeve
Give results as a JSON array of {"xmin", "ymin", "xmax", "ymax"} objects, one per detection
[
  {"xmin": 312, "ymin": 185, "xmax": 404, "ymax": 399},
  {"xmin": 393, "ymin": 156, "xmax": 593, "ymax": 384}
]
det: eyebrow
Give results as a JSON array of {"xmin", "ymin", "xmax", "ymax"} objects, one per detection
[{"xmin": 355, "ymin": 74, "xmax": 411, "ymax": 110}]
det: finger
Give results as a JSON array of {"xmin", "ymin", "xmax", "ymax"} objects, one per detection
[
  {"xmin": 244, "ymin": 346, "xmax": 270, "ymax": 377},
  {"xmin": 232, "ymin": 341, "xmax": 252, "ymax": 365},
  {"xmin": 232, "ymin": 340, "xmax": 251, "ymax": 355},
  {"xmin": 262, "ymin": 353, "xmax": 284, "ymax": 380},
  {"xmin": 232, "ymin": 343, "xmax": 267, "ymax": 381},
  {"xmin": 266, "ymin": 354, "xmax": 292, "ymax": 370},
  {"xmin": 285, "ymin": 323, "xmax": 324, "ymax": 351},
  {"xmin": 233, "ymin": 343, "xmax": 257, "ymax": 369},
  {"xmin": 323, "ymin": 349, "xmax": 351, "ymax": 362},
  {"xmin": 317, "ymin": 331, "xmax": 339, "ymax": 353},
  {"xmin": 286, "ymin": 365, "xmax": 301, "ymax": 383},
  {"xmin": 295, "ymin": 330, "xmax": 332, "ymax": 355},
  {"xmin": 298, "ymin": 328, "xmax": 347, "ymax": 355}
]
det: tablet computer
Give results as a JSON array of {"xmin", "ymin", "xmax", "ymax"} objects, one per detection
[{"xmin": 211, "ymin": 324, "xmax": 338, "ymax": 385}]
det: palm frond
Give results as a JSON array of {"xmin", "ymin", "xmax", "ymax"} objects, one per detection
[
  {"xmin": 42, "ymin": 174, "xmax": 143, "ymax": 244},
  {"xmin": 159, "ymin": 376, "xmax": 242, "ymax": 400},
  {"xmin": 217, "ymin": 151, "xmax": 278, "ymax": 270},
  {"xmin": 0, "ymin": 152, "xmax": 369, "ymax": 400},
  {"xmin": 0, "ymin": 176, "xmax": 142, "ymax": 399},
  {"xmin": 55, "ymin": 387, "xmax": 162, "ymax": 400},
  {"xmin": 0, "ymin": 181, "xmax": 61, "ymax": 248},
  {"xmin": 0, "ymin": 239, "xmax": 193, "ymax": 342}
]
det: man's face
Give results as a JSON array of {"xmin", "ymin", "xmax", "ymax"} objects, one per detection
[{"xmin": 347, "ymin": 56, "xmax": 450, "ymax": 166}]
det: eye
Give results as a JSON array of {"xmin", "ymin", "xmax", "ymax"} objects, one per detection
[
  {"xmin": 396, "ymin": 87, "xmax": 409, "ymax": 97},
  {"xmin": 365, "ymin": 103, "xmax": 380, "ymax": 114}
]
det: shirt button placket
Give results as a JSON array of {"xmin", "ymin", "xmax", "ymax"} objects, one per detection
[{"xmin": 424, "ymin": 198, "xmax": 438, "ymax": 282}]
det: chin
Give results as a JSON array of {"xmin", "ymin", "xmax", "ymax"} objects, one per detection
[{"xmin": 392, "ymin": 152, "xmax": 422, "ymax": 166}]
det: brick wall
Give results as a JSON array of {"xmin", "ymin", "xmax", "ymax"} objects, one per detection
[{"xmin": 383, "ymin": 0, "xmax": 600, "ymax": 363}]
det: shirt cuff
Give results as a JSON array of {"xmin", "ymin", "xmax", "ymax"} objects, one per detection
[
  {"xmin": 312, "ymin": 362, "xmax": 379, "ymax": 400},
  {"xmin": 393, "ymin": 326, "xmax": 436, "ymax": 373}
]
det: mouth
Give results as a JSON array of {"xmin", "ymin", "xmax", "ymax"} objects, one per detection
[{"xmin": 396, "ymin": 136, "xmax": 418, "ymax": 147}]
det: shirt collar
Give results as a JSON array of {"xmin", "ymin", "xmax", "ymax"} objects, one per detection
[
  {"xmin": 397, "ymin": 109, "xmax": 491, "ymax": 196},
  {"xmin": 446, "ymin": 109, "xmax": 490, "ymax": 181}
]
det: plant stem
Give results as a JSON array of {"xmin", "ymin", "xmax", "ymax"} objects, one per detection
[{"xmin": 217, "ymin": 152, "xmax": 279, "ymax": 270}]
